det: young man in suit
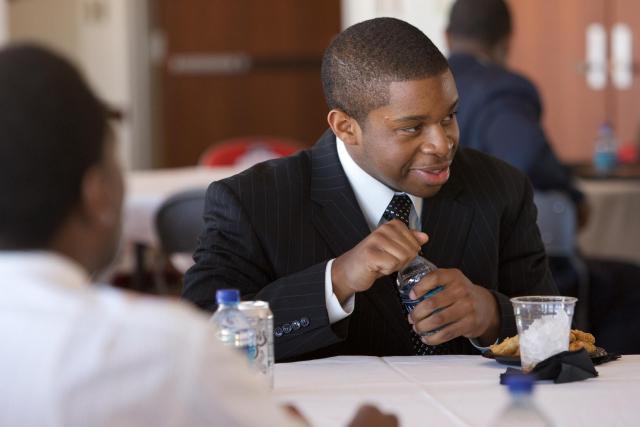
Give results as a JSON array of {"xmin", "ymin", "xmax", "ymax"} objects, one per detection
[
  {"xmin": 183, "ymin": 18, "xmax": 557, "ymax": 362},
  {"xmin": 0, "ymin": 44, "xmax": 396, "ymax": 427}
]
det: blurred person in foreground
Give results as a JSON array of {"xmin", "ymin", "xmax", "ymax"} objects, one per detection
[
  {"xmin": 183, "ymin": 17, "xmax": 557, "ymax": 362},
  {"xmin": 446, "ymin": 0, "xmax": 640, "ymax": 354},
  {"xmin": 0, "ymin": 44, "xmax": 396, "ymax": 427}
]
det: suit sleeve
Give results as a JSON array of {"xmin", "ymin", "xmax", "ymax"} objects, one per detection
[
  {"xmin": 491, "ymin": 176, "xmax": 559, "ymax": 339},
  {"xmin": 182, "ymin": 181, "xmax": 347, "ymax": 360},
  {"xmin": 479, "ymin": 90, "xmax": 584, "ymax": 204}
]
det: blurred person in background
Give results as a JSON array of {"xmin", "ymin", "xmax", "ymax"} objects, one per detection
[
  {"xmin": 446, "ymin": 0, "xmax": 640, "ymax": 354},
  {"xmin": 446, "ymin": 0, "xmax": 588, "ymax": 225},
  {"xmin": 0, "ymin": 44, "xmax": 396, "ymax": 427}
]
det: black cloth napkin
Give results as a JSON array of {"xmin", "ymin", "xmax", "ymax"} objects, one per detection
[{"xmin": 500, "ymin": 349, "xmax": 599, "ymax": 384}]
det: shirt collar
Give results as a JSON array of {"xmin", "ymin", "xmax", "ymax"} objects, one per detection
[
  {"xmin": 336, "ymin": 137, "xmax": 422, "ymax": 230},
  {"xmin": 0, "ymin": 251, "xmax": 90, "ymax": 291}
]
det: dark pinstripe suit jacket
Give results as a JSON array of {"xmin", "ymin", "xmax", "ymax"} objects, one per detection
[{"xmin": 183, "ymin": 129, "xmax": 557, "ymax": 361}]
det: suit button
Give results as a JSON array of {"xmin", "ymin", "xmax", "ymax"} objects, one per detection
[
  {"xmin": 300, "ymin": 317, "xmax": 310, "ymax": 327},
  {"xmin": 291, "ymin": 320, "xmax": 301, "ymax": 331},
  {"xmin": 282, "ymin": 323, "xmax": 292, "ymax": 334},
  {"xmin": 274, "ymin": 326, "xmax": 283, "ymax": 337}
]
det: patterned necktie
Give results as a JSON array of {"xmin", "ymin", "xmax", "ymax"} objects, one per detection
[{"xmin": 383, "ymin": 193, "xmax": 440, "ymax": 355}]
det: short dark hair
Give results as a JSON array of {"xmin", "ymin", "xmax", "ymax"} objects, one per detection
[
  {"xmin": 321, "ymin": 17, "xmax": 449, "ymax": 124},
  {"xmin": 0, "ymin": 44, "xmax": 111, "ymax": 249},
  {"xmin": 447, "ymin": 0, "xmax": 512, "ymax": 48}
]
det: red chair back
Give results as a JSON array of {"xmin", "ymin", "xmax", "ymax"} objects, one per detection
[{"xmin": 199, "ymin": 137, "xmax": 301, "ymax": 167}]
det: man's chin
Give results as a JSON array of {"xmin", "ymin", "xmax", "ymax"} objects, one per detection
[{"xmin": 413, "ymin": 184, "xmax": 444, "ymax": 199}]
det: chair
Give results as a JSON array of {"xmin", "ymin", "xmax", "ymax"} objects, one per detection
[
  {"xmin": 199, "ymin": 136, "xmax": 301, "ymax": 167},
  {"xmin": 533, "ymin": 191, "xmax": 590, "ymax": 329},
  {"xmin": 155, "ymin": 188, "xmax": 207, "ymax": 284}
]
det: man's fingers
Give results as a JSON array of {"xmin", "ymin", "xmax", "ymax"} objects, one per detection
[
  {"xmin": 365, "ymin": 246, "xmax": 412, "ymax": 276},
  {"xmin": 281, "ymin": 404, "xmax": 311, "ymax": 427},
  {"xmin": 376, "ymin": 221, "xmax": 424, "ymax": 254},
  {"xmin": 411, "ymin": 229, "xmax": 429, "ymax": 245},
  {"xmin": 348, "ymin": 404, "xmax": 399, "ymax": 427},
  {"xmin": 419, "ymin": 315, "xmax": 474, "ymax": 346},
  {"xmin": 413, "ymin": 298, "xmax": 468, "ymax": 336},
  {"xmin": 368, "ymin": 234, "xmax": 417, "ymax": 266},
  {"xmin": 410, "ymin": 268, "xmax": 463, "ymax": 299}
]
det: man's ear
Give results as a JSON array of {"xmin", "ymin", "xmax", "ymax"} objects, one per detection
[
  {"xmin": 327, "ymin": 109, "xmax": 362, "ymax": 146},
  {"xmin": 81, "ymin": 165, "xmax": 116, "ymax": 228}
]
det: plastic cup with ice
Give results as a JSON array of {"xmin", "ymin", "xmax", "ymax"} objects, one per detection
[{"xmin": 511, "ymin": 296, "xmax": 578, "ymax": 372}]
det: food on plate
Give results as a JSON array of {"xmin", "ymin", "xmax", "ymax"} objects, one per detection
[{"xmin": 489, "ymin": 329, "xmax": 596, "ymax": 357}]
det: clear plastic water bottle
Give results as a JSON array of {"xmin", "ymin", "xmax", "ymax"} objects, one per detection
[
  {"xmin": 396, "ymin": 255, "xmax": 445, "ymax": 335},
  {"xmin": 593, "ymin": 122, "xmax": 618, "ymax": 175},
  {"xmin": 210, "ymin": 289, "xmax": 257, "ymax": 362},
  {"xmin": 493, "ymin": 375, "xmax": 553, "ymax": 427}
]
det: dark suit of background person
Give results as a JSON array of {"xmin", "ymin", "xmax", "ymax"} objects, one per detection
[
  {"xmin": 183, "ymin": 129, "xmax": 557, "ymax": 361},
  {"xmin": 446, "ymin": 0, "xmax": 640, "ymax": 354},
  {"xmin": 448, "ymin": 53, "xmax": 584, "ymax": 207}
]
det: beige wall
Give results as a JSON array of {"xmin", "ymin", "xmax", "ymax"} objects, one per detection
[
  {"xmin": 341, "ymin": 0, "xmax": 455, "ymax": 54},
  {"xmin": 6, "ymin": 0, "xmax": 152, "ymax": 170},
  {"xmin": 0, "ymin": 0, "xmax": 8, "ymax": 43},
  {"xmin": 9, "ymin": 0, "xmax": 80, "ymax": 62}
]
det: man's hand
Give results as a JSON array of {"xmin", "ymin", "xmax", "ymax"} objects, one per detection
[
  {"xmin": 331, "ymin": 220, "xmax": 428, "ymax": 304},
  {"xmin": 282, "ymin": 404, "xmax": 310, "ymax": 427},
  {"xmin": 347, "ymin": 404, "xmax": 399, "ymax": 427},
  {"xmin": 408, "ymin": 268, "xmax": 500, "ymax": 346}
]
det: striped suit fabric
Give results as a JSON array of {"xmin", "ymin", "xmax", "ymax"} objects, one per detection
[{"xmin": 182, "ymin": 129, "xmax": 558, "ymax": 361}]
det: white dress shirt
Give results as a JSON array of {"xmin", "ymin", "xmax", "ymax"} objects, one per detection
[
  {"xmin": 324, "ymin": 137, "xmax": 422, "ymax": 323},
  {"xmin": 0, "ymin": 252, "xmax": 303, "ymax": 427},
  {"xmin": 327, "ymin": 138, "xmax": 495, "ymax": 350}
]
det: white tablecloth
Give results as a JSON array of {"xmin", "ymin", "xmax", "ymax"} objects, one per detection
[
  {"xmin": 274, "ymin": 355, "xmax": 640, "ymax": 427},
  {"xmin": 578, "ymin": 179, "xmax": 640, "ymax": 265}
]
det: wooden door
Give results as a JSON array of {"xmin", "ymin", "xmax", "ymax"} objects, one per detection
[
  {"xmin": 611, "ymin": 0, "xmax": 640, "ymax": 146},
  {"xmin": 154, "ymin": 1, "xmax": 341, "ymax": 167},
  {"xmin": 507, "ymin": 0, "xmax": 607, "ymax": 163},
  {"xmin": 508, "ymin": 0, "xmax": 640, "ymax": 163}
]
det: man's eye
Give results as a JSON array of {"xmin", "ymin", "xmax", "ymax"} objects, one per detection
[
  {"xmin": 442, "ymin": 112, "xmax": 458, "ymax": 124},
  {"xmin": 400, "ymin": 125, "xmax": 422, "ymax": 134}
]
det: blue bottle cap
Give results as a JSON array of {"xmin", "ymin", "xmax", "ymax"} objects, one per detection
[
  {"xmin": 216, "ymin": 289, "xmax": 240, "ymax": 304},
  {"xmin": 504, "ymin": 373, "xmax": 534, "ymax": 394}
]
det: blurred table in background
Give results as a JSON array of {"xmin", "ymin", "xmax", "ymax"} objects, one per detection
[
  {"xmin": 573, "ymin": 162, "xmax": 640, "ymax": 180},
  {"xmin": 113, "ymin": 164, "xmax": 640, "ymax": 291},
  {"xmin": 106, "ymin": 166, "xmax": 241, "ymax": 290},
  {"xmin": 124, "ymin": 166, "xmax": 240, "ymax": 248},
  {"xmin": 577, "ymin": 176, "xmax": 640, "ymax": 265},
  {"xmin": 274, "ymin": 355, "xmax": 640, "ymax": 427}
]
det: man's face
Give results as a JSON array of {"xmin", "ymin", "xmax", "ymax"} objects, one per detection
[
  {"xmin": 94, "ymin": 135, "xmax": 124, "ymax": 272},
  {"xmin": 348, "ymin": 70, "xmax": 459, "ymax": 198}
]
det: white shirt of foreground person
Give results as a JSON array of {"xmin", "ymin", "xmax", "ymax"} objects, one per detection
[{"xmin": 0, "ymin": 252, "xmax": 303, "ymax": 427}]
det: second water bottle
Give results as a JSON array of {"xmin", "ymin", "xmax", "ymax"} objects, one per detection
[{"xmin": 210, "ymin": 289, "xmax": 257, "ymax": 362}]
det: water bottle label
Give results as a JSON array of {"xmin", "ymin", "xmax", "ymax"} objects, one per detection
[
  {"xmin": 401, "ymin": 285, "xmax": 444, "ymax": 312},
  {"xmin": 246, "ymin": 344, "xmax": 258, "ymax": 360},
  {"xmin": 594, "ymin": 151, "xmax": 617, "ymax": 173}
]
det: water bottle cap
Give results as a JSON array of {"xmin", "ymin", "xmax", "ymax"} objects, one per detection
[
  {"xmin": 216, "ymin": 289, "xmax": 240, "ymax": 304},
  {"xmin": 504, "ymin": 373, "xmax": 534, "ymax": 394},
  {"xmin": 599, "ymin": 122, "xmax": 613, "ymax": 133}
]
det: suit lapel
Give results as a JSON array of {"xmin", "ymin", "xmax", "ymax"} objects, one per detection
[
  {"xmin": 310, "ymin": 130, "xmax": 370, "ymax": 257},
  {"xmin": 309, "ymin": 130, "xmax": 414, "ymax": 353},
  {"xmin": 420, "ymin": 155, "xmax": 474, "ymax": 268}
]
